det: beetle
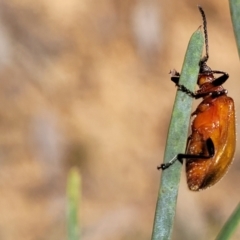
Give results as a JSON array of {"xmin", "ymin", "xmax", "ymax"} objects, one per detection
[{"xmin": 158, "ymin": 6, "xmax": 236, "ymax": 191}]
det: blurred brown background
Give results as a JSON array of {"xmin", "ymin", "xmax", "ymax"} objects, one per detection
[{"xmin": 0, "ymin": 0, "xmax": 239, "ymax": 239}]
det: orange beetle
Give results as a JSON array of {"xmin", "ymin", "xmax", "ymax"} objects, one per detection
[{"xmin": 158, "ymin": 6, "xmax": 236, "ymax": 191}]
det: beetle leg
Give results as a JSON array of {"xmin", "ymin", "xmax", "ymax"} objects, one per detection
[
  {"xmin": 177, "ymin": 84, "xmax": 196, "ymax": 98},
  {"xmin": 171, "ymin": 76, "xmax": 180, "ymax": 84},
  {"xmin": 158, "ymin": 138, "xmax": 215, "ymax": 170},
  {"xmin": 170, "ymin": 69, "xmax": 180, "ymax": 84},
  {"xmin": 157, "ymin": 136, "xmax": 193, "ymax": 170},
  {"xmin": 169, "ymin": 69, "xmax": 196, "ymax": 97},
  {"xmin": 194, "ymin": 89, "xmax": 227, "ymax": 99},
  {"xmin": 178, "ymin": 138, "xmax": 215, "ymax": 160},
  {"xmin": 205, "ymin": 70, "xmax": 229, "ymax": 86},
  {"xmin": 157, "ymin": 155, "xmax": 180, "ymax": 170}
]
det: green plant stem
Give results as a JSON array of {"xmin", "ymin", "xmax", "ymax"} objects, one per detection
[
  {"xmin": 216, "ymin": 203, "xmax": 240, "ymax": 240},
  {"xmin": 67, "ymin": 168, "xmax": 81, "ymax": 240},
  {"xmin": 229, "ymin": 0, "xmax": 240, "ymax": 57},
  {"xmin": 151, "ymin": 28, "xmax": 204, "ymax": 240}
]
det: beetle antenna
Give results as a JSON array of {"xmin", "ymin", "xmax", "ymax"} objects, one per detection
[{"xmin": 198, "ymin": 6, "xmax": 209, "ymax": 64}]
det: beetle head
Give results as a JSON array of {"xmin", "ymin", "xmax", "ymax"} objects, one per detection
[{"xmin": 198, "ymin": 61, "xmax": 214, "ymax": 86}]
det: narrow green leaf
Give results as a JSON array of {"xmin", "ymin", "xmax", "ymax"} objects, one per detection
[
  {"xmin": 216, "ymin": 203, "xmax": 240, "ymax": 240},
  {"xmin": 151, "ymin": 28, "xmax": 204, "ymax": 240},
  {"xmin": 67, "ymin": 168, "xmax": 81, "ymax": 240},
  {"xmin": 229, "ymin": 0, "xmax": 240, "ymax": 57}
]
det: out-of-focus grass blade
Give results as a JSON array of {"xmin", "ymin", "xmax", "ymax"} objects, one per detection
[
  {"xmin": 229, "ymin": 0, "xmax": 240, "ymax": 57},
  {"xmin": 67, "ymin": 168, "xmax": 81, "ymax": 240},
  {"xmin": 151, "ymin": 28, "xmax": 204, "ymax": 240},
  {"xmin": 216, "ymin": 203, "xmax": 240, "ymax": 240}
]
